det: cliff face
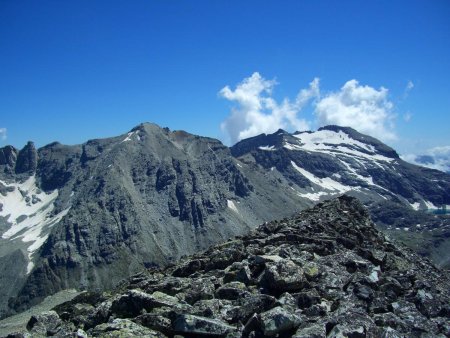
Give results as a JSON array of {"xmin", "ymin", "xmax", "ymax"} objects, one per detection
[
  {"xmin": 16, "ymin": 196, "xmax": 450, "ymax": 337},
  {"xmin": 1, "ymin": 123, "xmax": 306, "ymax": 316}
]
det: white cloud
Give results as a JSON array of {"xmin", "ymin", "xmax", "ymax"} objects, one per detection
[
  {"xmin": 219, "ymin": 72, "xmax": 319, "ymax": 144},
  {"xmin": 402, "ymin": 146, "xmax": 450, "ymax": 173},
  {"xmin": 404, "ymin": 80, "xmax": 414, "ymax": 98},
  {"xmin": 0, "ymin": 128, "xmax": 6, "ymax": 141},
  {"xmin": 403, "ymin": 112, "xmax": 412, "ymax": 122},
  {"xmin": 314, "ymin": 79, "xmax": 396, "ymax": 141}
]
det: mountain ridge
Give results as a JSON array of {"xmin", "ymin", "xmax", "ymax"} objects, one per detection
[{"xmin": 0, "ymin": 122, "xmax": 449, "ymax": 318}]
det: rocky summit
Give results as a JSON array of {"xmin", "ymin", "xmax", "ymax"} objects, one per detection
[{"xmin": 5, "ymin": 196, "xmax": 449, "ymax": 337}]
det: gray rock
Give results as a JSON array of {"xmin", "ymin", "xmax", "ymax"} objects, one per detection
[
  {"xmin": 215, "ymin": 281, "xmax": 249, "ymax": 300},
  {"xmin": 172, "ymin": 314, "xmax": 236, "ymax": 336},
  {"xmin": 293, "ymin": 322, "xmax": 326, "ymax": 338},
  {"xmin": 110, "ymin": 290, "xmax": 178, "ymax": 318},
  {"xmin": 134, "ymin": 313, "xmax": 172, "ymax": 334},
  {"xmin": 260, "ymin": 259, "xmax": 305, "ymax": 293},
  {"xmin": 26, "ymin": 310, "xmax": 62, "ymax": 336},
  {"xmin": 327, "ymin": 323, "xmax": 366, "ymax": 338},
  {"xmin": 226, "ymin": 294, "xmax": 276, "ymax": 323},
  {"xmin": 89, "ymin": 318, "xmax": 166, "ymax": 337},
  {"xmin": 259, "ymin": 306, "xmax": 302, "ymax": 336}
]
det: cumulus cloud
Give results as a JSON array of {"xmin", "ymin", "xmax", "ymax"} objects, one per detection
[
  {"xmin": 314, "ymin": 80, "xmax": 396, "ymax": 141},
  {"xmin": 219, "ymin": 72, "xmax": 319, "ymax": 144},
  {"xmin": 0, "ymin": 128, "xmax": 6, "ymax": 141},
  {"xmin": 402, "ymin": 146, "xmax": 450, "ymax": 173}
]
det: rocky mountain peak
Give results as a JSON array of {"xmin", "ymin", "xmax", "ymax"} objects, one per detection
[
  {"xmin": 230, "ymin": 130, "xmax": 295, "ymax": 157},
  {"xmin": 15, "ymin": 141, "xmax": 38, "ymax": 175},
  {"xmin": 0, "ymin": 145, "xmax": 18, "ymax": 174}
]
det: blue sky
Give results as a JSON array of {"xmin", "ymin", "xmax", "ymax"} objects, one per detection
[{"xmin": 1, "ymin": 1, "xmax": 449, "ymax": 163}]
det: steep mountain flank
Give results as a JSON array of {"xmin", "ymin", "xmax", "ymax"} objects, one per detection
[
  {"xmin": 0, "ymin": 124, "xmax": 308, "ymax": 316},
  {"xmin": 6, "ymin": 196, "xmax": 450, "ymax": 337}
]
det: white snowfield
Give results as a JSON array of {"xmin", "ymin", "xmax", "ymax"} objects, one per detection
[
  {"xmin": 291, "ymin": 161, "xmax": 351, "ymax": 194},
  {"xmin": 291, "ymin": 161, "xmax": 354, "ymax": 201},
  {"xmin": 288, "ymin": 129, "xmax": 395, "ymax": 163},
  {"xmin": 0, "ymin": 176, "xmax": 70, "ymax": 273}
]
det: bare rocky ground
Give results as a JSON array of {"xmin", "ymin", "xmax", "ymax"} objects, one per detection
[
  {"xmin": 2, "ymin": 196, "xmax": 449, "ymax": 337},
  {"xmin": 0, "ymin": 290, "xmax": 80, "ymax": 337}
]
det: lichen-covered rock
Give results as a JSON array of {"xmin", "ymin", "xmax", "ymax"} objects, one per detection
[
  {"xmin": 110, "ymin": 290, "xmax": 179, "ymax": 318},
  {"xmin": 215, "ymin": 281, "xmax": 249, "ymax": 300},
  {"xmin": 259, "ymin": 306, "xmax": 302, "ymax": 336},
  {"xmin": 89, "ymin": 318, "xmax": 165, "ymax": 337},
  {"xmin": 133, "ymin": 313, "xmax": 172, "ymax": 334},
  {"xmin": 260, "ymin": 259, "xmax": 305, "ymax": 293},
  {"xmin": 172, "ymin": 314, "xmax": 236, "ymax": 336},
  {"xmin": 293, "ymin": 322, "xmax": 326, "ymax": 338}
]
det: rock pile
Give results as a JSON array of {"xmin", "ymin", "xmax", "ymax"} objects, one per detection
[{"xmin": 8, "ymin": 196, "xmax": 450, "ymax": 337}]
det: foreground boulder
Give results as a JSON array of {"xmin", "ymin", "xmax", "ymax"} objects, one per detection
[{"xmin": 9, "ymin": 196, "xmax": 450, "ymax": 337}]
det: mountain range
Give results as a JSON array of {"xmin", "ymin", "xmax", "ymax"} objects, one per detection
[{"xmin": 0, "ymin": 123, "xmax": 449, "ymax": 319}]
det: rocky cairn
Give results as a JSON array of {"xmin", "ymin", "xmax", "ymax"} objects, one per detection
[{"xmin": 9, "ymin": 196, "xmax": 450, "ymax": 337}]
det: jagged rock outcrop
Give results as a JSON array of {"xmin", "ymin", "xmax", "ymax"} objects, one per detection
[
  {"xmin": 0, "ymin": 146, "xmax": 17, "ymax": 174},
  {"xmin": 15, "ymin": 142, "xmax": 37, "ymax": 175},
  {"xmin": 6, "ymin": 196, "xmax": 449, "ymax": 337}
]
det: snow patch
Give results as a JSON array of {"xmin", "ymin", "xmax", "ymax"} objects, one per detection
[
  {"xmin": 294, "ymin": 129, "xmax": 374, "ymax": 151},
  {"xmin": 338, "ymin": 159, "xmax": 390, "ymax": 193},
  {"xmin": 424, "ymin": 200, "xmax": 438, "ymax": 210},
  {"xmin": 0, "ymin": 176, "xmax": 70, "ymax": 274},
  {"xmin": 410, "ymin": 202, "xmax": 420, "ymax": 211},
  {"xmin": 121, "ymin": 131, "xmax": 137, "ymax": 143},
  {"xmin": 291, "ymin": 161, "xmax": 351, "ymax": 193},
  {"xmin": 259, "ymin": 145, "xmax": 276, "ymax": 151},
  {"xmin": 297, "ymin": 191, "xmax": 328, "ymax": 202},
  {"xmin": 283, "ymin": 143, "xmax": 302, "ymax": 151},
  {"xmin": 227, "ymin": 200, "xmax": 239, "ymax": 214}
]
